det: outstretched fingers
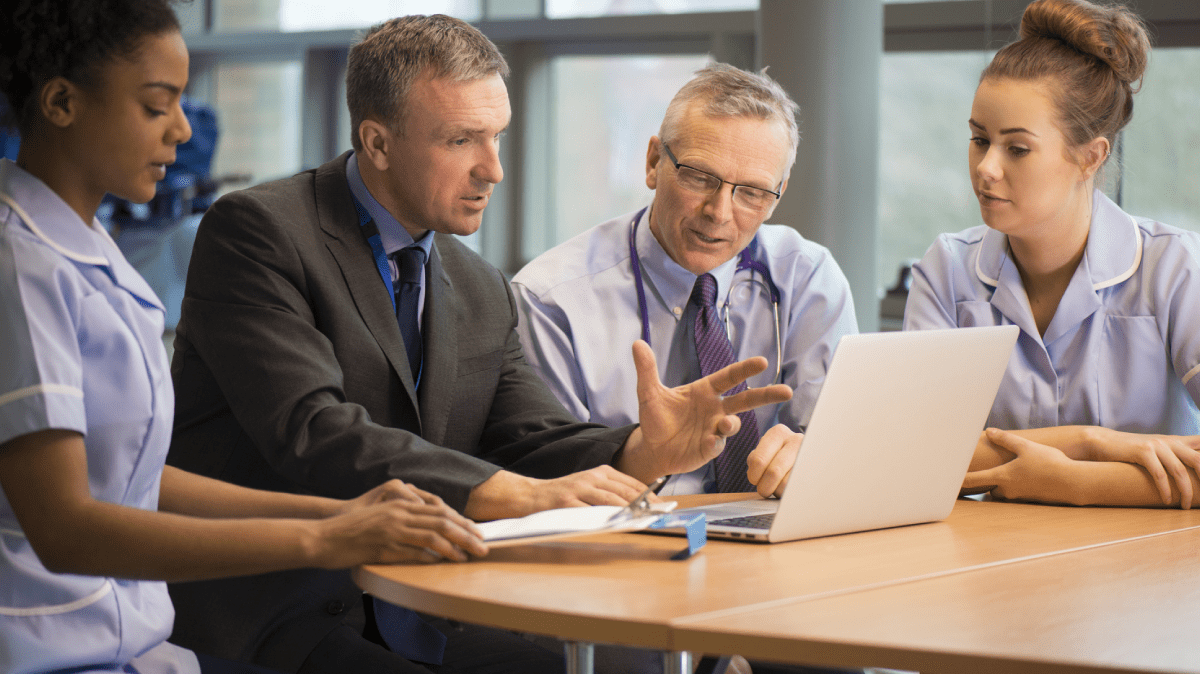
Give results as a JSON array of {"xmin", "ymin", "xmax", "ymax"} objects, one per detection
[
  {"xmin": 704, "ymin": 356, "xmax": 768, "ymax": 394},
  {"xmin": 720, "ymin": 384, "xmax": 792, "ymax": 416},
  {"xmin": 632, "ymin": 340, "xmax": 662, "ymax": 398}
]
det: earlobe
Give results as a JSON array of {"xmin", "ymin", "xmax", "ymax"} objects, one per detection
[{"xmin": 39, "ymin": 78, "xmax": 77, "ymax": 128}]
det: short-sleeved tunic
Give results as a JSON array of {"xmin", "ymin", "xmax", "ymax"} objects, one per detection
[{"xmin": 0, "ymin": 159, "xmax": 198, "ymax": 674}]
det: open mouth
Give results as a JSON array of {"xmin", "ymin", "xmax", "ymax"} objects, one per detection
[{"xmin": 463, "ymin": 194, "xmax": 490, "ymax": 209}]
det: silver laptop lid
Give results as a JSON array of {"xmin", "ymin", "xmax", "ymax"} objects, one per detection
[{"xmin": 766, "ymin": 325, "xmax": 1018, "ymax": 542}]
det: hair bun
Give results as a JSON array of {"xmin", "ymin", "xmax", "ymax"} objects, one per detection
[{"xmin": 1020, "ymin": 0, "xmax": 1150, "ymax": 87}]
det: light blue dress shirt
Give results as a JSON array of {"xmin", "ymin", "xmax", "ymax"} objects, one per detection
[
  {"xmin": 345, "ymin": 152, "xmax": 434, "ymax": 331},
  {"xmin": 0, "ymin": 160, "xmax": 199, "ymax": 673},
  {"xmin": 512, "ymin": 207, "xmax": 858, "ymax": 494},
  {"xmin": 904, "ymin": 189, "xmax": 1200, "ymax": 435}
]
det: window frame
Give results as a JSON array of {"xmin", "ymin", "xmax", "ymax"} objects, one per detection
[{"xmin": 182, "ymin": 0, "xmax": 1200, "ymax": 275}]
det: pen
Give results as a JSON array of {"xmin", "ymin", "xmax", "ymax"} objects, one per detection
[{"xmin": 606, "ymin": 476, "xmax": 666, "ymax": 524}]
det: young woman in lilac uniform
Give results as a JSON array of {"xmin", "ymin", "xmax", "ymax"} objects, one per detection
[{"xmin": 0, "ymin": 3, "xmax": 486, "ymax": 672}]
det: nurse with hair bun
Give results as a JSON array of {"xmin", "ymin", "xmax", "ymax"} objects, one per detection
[{"xmin": 905, "ymin": 0, "xmax": 1200, "ymax": 509}]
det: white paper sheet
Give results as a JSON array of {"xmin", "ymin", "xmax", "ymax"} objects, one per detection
[{"xmin": 477, "ymin": 503, "xmax": 676, "ymax": 546}]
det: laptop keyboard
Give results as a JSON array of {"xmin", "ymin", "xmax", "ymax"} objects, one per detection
[{"xmin": 709, "ymin": 512, "xmax": 776, "ymax": 529}]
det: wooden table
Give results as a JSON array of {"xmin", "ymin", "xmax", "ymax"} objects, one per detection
[{"xmin": 354, "ymin": 498, "xmax": 1200, "ymax": 673}]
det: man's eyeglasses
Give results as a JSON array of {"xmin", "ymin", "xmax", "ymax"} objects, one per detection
[{"xmin": 660, "ymin": 141, "xmax": 781, "ymax": 212}]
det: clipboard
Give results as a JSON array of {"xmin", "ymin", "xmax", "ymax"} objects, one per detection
[{"xmin": 475, "ymin": 477, "xmax": 707, "ymax": 557}]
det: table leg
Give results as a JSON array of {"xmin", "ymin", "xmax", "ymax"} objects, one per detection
[
  {"xmin": 563, "ymin": 641, "xmax": 595, "ymax": 674},
  {"xmin": 663, "ymin": 650, "xmax": 694, "ymax": 674}
]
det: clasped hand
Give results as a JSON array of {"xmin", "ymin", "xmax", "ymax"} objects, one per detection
[{"xmin": 964, "ymin": 428, "xmax": 1200, "ymax": 508}]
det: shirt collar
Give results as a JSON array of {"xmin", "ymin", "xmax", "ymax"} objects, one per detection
[
  {"xmin": 974, "ymin": 188, "xmax": 1141, "ymax": 292},
  {"xmin": 345, "ymin": 152, "xmax": 434, "ymax": 258},
  {"xmin": 0, "ymin": 159, "xmax": 109, "ymax": 266},
  {"xmin": 635, "ymin": 205, "xmax": 739, "ymax": 312},
  {"xmin": 0, "ymin": 159, "xmax": 164, "ymax": 310}
]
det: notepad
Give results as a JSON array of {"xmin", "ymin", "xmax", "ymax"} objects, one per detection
[{"xmin": 477, "ymin": 503, "xmax": 676, "ymax": 547}]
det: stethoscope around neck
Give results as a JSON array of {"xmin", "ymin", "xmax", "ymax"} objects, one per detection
[{"xmin": 628, "ymin": 207, "xmax": 784, "ymax": 384}]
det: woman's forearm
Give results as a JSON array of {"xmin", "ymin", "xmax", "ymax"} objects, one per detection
[
  {"xmin": 0, "ymin": 430, "xmax": 484, "ymax": 581},
  {"xmin": 159, "ymin": 465, "xmax": 342, "ymax": 519},
  {"xmin": 1062, "ymin": 459, "xmax": 1200, "ymax": 508}
]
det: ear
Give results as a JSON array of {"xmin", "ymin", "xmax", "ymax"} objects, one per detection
[
  {"xmin": 38, "ymin": 77, "xmax": 79, "ymax": 128},
  {"xmin": 762, "ymin": 175, "xmax": 789, "ymax": 219},
  {"xmin": 1079, "ymin": 136, "xmax": 1111, "ymax": 181},
  {"xmin": 645, "ymin": 136, "xmax": 661, "ymax": 190},
  {"xmin": 358, "ymin": 119, "xmax": 394, "ymax": 172}
]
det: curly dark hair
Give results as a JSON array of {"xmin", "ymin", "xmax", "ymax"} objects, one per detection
[{"xmin": 0, "ymin": 0, "xmax": 181, "ymax": 131}]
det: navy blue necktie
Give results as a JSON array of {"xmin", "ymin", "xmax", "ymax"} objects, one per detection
[
  {"xmin": 376, "ymin": 245, "xmax": 445, "ymax": 663},
  {"xmin": 394, "ymin": 246, "xmax": 425, "ymax": 383},
  {"xmin": 693, "ymin": 273, "xmax": 759, "ymax": 493}
]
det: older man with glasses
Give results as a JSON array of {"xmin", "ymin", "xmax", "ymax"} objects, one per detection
[{"xmin": 513, "ymin": 63, "xmax": 858, "ymax": 501}]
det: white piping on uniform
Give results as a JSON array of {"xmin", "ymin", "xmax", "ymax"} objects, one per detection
[
  {"xmin": 974, "ymin": 239, "xmax": 1000, "ymax": 287},
  {"xmin": 0, "ymin": 383, "xmax": 84, "ymax": 408},
  {"xmin": 1093, "ymin": 214, "xmax": 1142, "ymax": 291},
  {"xmin": 1182, "ymin": 362, "xmax": 1200, "ymax": 387},
  {"xmin": 0, "ymin": 192, "xmax": 107, "ymax": 266},
  {"xmin": 0, "ymin": 579, "xmax": 113, "ymax": 617}
]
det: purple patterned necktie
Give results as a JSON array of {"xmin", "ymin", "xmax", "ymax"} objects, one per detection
[{"xmin": 693, "ymin": 273, "xmax": 759, "ymax": 493}]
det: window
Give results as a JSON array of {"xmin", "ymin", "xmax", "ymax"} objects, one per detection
[
  {"xmin": 279, "ymin": 0, "xmax": 481, "ymax": 31},
  {"xmin": 210, "ymin": 61, "xmax": 304, "ymax": 193},
  {"xmin": 215, "ymin": 0, "xmax": 481, "ymax": 31},
  {"xmin": 877, "ymin": 50, "xmax": 990, "ymax": 288},
  {"xmin": 547, "ymin": 0, "xmax": 756, "ymax": 19},
  {"xmin": 532, "ymin": 54, "xmax": 710, "ymax": 255},
  {"xmin": 1121, "ymin": 47, "xmax": 1200, "ymax": 233}
]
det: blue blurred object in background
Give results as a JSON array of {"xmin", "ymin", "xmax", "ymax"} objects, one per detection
[
  {"xmin": 1, "ymin": 97, "xmax": 18, "ymax": 160},
  {"xmin": 2, "ymin": 96, "xmax": 245, "ymax": 337},
  {"xmin": 102, "ymin": 98, "xmax": 223, "ymax": 228},
  {"xmin": 104, "ymin": 98, "xmax": 236, "ymax": 334}
]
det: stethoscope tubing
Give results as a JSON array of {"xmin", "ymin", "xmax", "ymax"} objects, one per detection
[{"xmin": 628, "ymin": 208, "xmax": 783, "ymax": 384}]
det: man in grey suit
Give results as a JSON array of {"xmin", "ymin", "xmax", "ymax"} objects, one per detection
[{"xmin": 166, "ymin": 14, "xmax": 788, "ymax": 674}]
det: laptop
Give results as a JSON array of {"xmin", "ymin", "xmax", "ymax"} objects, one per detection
[{"xmin": 666, "ymin": 325, "xmax": 1018, "ymax": 543}]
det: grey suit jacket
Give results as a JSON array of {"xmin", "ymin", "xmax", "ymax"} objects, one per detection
[{"xmin": 166, "ymin": 153, "xmax": 632, "ymax": 671}]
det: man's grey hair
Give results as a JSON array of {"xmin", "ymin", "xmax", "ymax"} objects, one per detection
[
  {"xmin": 660, "ymin": 62, "xmax": 800, "ymax": 175},
  {"xmin": 346, "ymin": 14, "xmax": 509, "ymax": 152}
]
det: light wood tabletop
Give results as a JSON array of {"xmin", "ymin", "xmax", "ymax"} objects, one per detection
[
  {"xmin": 674, "ymin": 523, "xmax": 1200, "ymax": 673},
  {"xmin": 353, "ymin": 498, "xmax": 1200, "ymax": 668}
]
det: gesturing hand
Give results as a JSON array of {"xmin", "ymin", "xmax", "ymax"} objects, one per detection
[{"xmin": 626, "ymin": 340, "xmax": 792, "ymax": 481}]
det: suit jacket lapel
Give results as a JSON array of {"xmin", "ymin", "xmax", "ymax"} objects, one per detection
[
  {"xmin": 418, "ymin": 238, "xmax": 457, "ymax": 446},
  {"xmin": 315, "ymin": 154, "xmax": 422, "ymax": 428}
]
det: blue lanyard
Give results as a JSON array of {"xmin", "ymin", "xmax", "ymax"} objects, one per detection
[
  {"xmin": 352, "ymin": 196, "xmax": 396, "ymax": 313},
  {"xmin": 628, "ymin": 209, "xmax": 779, "ymax": 347},
  {"xmin": 354, "ymin": 195, "xmax": 428, "ymax": 386}
]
